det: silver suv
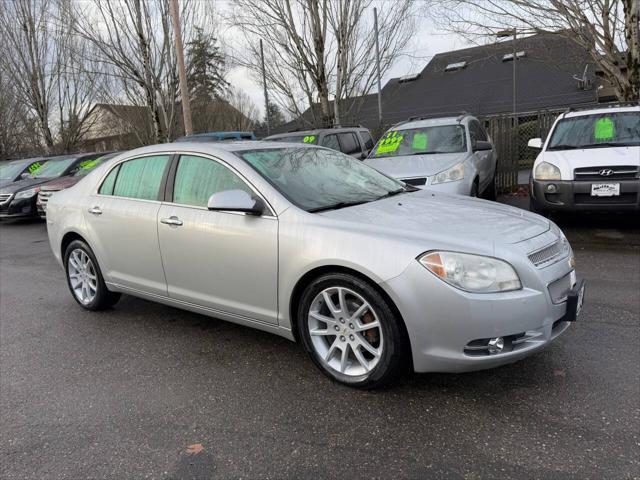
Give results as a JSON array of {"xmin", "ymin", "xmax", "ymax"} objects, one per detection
[
  {"xmin": 263, "ymin": 126, "xmax": 375, "ymax": 160},
  {"xmin": 364, "ymin": 114, "xmax": 497, "ymax": 198}
]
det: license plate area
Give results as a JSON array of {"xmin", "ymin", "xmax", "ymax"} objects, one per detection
[{"xmin": 591, "ymin": 183, "xmax": 620, "ymax": 197}]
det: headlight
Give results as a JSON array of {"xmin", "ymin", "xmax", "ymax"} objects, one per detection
[
  {"xmin": 418, "ymin": 251, "xmax": 522, "ymax": 293},
  {"xmin": 14, "ymin": 187, "xmax": 39, "ymax": 199},
  {"xmin": 534, "ymin": 161, "xmax": 561, "ymax": 180},
  {"xmin": 432, "ymin": 163, "xmax": 464, "ymax": 184}
]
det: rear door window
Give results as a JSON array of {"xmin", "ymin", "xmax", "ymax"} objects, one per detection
[
  {"xmin": 110, "ymin": 155, "xmax": 170, "ymax": 201},
  {"xmin": 338, "ymin": 133, "xmax": 361, "ymax": 154},
  {"xmin": 321, "ymin": 134, "xmax": 340, "ymax": 151}
]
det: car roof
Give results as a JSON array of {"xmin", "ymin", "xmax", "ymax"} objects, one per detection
[
  {"xmin": 392, "ymin": 115, "xmax": 472, "ymax": 130},
  {"xmin": 561, "ymin": 105, "xmax": 639, "ymax": 119},
  {"xmin": 265, "ymin": 127, "xmax": 368, "ymax": 138}
]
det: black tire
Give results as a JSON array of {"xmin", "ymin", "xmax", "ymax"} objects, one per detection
[
  {"xmin": 483, "ymin": 173, "xmax": 497, "ymax": 200},
  {"xmin": 297, "ymin": 273, "xmax": 409, "ymax": 389},
  {"xmin": 529, "ymin": 196, "xmax": 549, "ymax": 217},
  {"xmin": 64, "ymin": 239, "xmax": 121, "ymax": 311},
  {"xmin": 470, "ymin": 179, "xmax": 479, "ymax": 197}
]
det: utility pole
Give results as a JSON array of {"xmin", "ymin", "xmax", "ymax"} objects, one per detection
[
  {"xmin": 260, "ymin": 39, "xmax": 270, "ymax": 136},
  {"xmin": 497, "ymin": 28, "xmax": 517, "ymax": 117},
  {"xmin": 169, "ymin": 0, "xmax": 193, "ymax": 136},
  {"xmin": 374, "ymin": 7, "xmax": 383, "ymax": 128}
]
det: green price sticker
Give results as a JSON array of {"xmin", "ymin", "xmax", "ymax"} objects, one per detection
[
  {"xmin": 412, "ymin": 132, "xmax": 428, "ymax": 151},
  {"xmin": 78, "ymin": 159, "xmax": 99, "ymax": 170},
  {"xmin": 303, "ymin": 135, "xmax": 316, "ymax": 143},
  {"xmin": 376, "ymin": 131, "xmax": 405, "ymax": 154},
  {"xmin": 594, "ymin": 117, "xmax": 615, "ymax": 141},
  {"xmin": 28, "ymin": 162, "xmax": 41, "ymax": 174}
]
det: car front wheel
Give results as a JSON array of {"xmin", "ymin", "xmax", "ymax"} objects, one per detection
[
  {"xmin": 297, "ymin": 273, "xmax": 408, "ymax": 389},
  {"xmin": 64, "ymin": 239, "xmax": 121, "ymax": 311}
]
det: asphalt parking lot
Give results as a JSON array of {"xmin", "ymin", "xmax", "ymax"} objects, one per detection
[{"xmin": 1, "ymin": 206, "xmax": 639, "ymax": 479}]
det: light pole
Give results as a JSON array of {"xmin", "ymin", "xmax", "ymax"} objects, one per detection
[
  {"xmin": 169, "ymin": 0, "xmax": 193, "ymax": 136},
  {"xmin": 496, "ymin": 28, "xmax": 517, "ymax": 117}
]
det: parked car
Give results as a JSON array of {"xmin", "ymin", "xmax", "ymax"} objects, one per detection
[
  {"xmin": 37, "ymin": 152, "xmax": 119, "ymax": 218},
  {"xmin": 0, "ymin": 152, "xmax": 104, "ymax": 220},
  {"xmin": 46, "ymin": 142, "xmax": 584, "ymax": 388},
  {"xmin": 528, "ymin": 104, "xmax": 640, "ymax": 215},
  {"xmin": 0, "ymin": 157, "xmax": 46, "ymax": 188},
  {"xmin": 263, "ymin": 126, "xmax": 375, "ymax": 159},
  {"xmin": 364, "ymin": 114, "xmax": 497, "ymax": 198},
  {"xmin": 174, "ymin": 131, "xmax": 256, "ymax": 142}
]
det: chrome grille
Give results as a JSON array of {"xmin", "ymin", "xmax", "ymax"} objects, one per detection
[
  {"xmin": 528, "ymin": 238, "xmax": 569, "ymax": 267},
  {"xmin": 0, "ymin": 193, "xmax": 12, "ymax": 205},
  {"xmin": 574, "ymin": 165, "xmax": 639, "ymax": 181}
]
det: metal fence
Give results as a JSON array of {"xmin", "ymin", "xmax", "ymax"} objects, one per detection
[{"xmin": 481, "ymin": 108, "xmax": 567, "ymax": 192}]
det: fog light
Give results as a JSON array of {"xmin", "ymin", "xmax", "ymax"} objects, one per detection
[
  {"xmin": 546, "ymin": 184, "xmax": 557, "ymax": 193},
  {"xmin": 488, "ymin": 337, "xmax": 504, "ymax": 354}
]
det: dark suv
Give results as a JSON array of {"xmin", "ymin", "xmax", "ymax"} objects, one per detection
[{"xmin": 263, "ymin": 126, "xmax": 375, "ymax": 159}]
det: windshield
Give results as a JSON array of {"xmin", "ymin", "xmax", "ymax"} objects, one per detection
[
  {"xmin": 547, "ymin": 112, "xmax": 640, "ymax": 150},
  {"xmin": 0, "ymin": 161, "xmax": 30, "ymax": 180},
  {"xmin": 369, "ymin": 125, "xmax": 467, "ymax": 158},
  {"xmin": 239, "ymin": 147, "xmax": 405, "ymax": 212},
  {"xmin": 31, "ymin": 157, "xmax": 76, "ymax": 178},
  {"xmin": 266, "ymin": 135, "xmax": 318, "ymax": 144}
]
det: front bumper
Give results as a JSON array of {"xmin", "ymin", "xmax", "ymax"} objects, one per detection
[
  {"xmin": 0, "ymin": 196, "xmax": 38, "ymax": 219},
  {"xmin": 531, "ymin": 178, "xmax": 640, "ymax": 211},
  {"xmin": 381, "ymin": 257, "xmax": 578, "ymax": 373}
]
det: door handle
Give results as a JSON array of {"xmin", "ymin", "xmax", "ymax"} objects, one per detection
[
  {"xmin": 160, "ymin": 216, "xmax": 183, "ymax": 226},
  {"xmin": 88, "ymin": 206, "xmax": 102, "ymax": 215}
]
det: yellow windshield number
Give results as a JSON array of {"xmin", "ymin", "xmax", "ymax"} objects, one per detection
[
  {"xmin": 376, "ymin": 131, "xmax": 404, "ymax": 155},
  {"xmin": 303, "ymin": 135, "xmax": 316, "ymax": 143}
]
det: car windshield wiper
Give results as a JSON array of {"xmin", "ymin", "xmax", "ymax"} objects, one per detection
[
  {"xmin": 577, "ymin": 142, "xmax": 640, "ymax": 148},
  {"xmin": 308, "ymin": 200, "xmax": 371, "ymax": 213},
  {"xmin": 375, "ymin": 188, "xmax": 408, "ymax": 200}
]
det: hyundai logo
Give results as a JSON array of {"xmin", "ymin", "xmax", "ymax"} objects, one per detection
[{"xmin": 599, "ymin": 169, "xmax": 615, "ymax": 176}]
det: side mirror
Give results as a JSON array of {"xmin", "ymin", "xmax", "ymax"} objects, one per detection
[
  {"xmin": 528, "ymin": 138, "xmax": 543, "ymax": 149},
  {"xmin": 207, "ymin": 189, "xmax": 265, "ymax": 216},
  {"xmin": 473, "ymin": 140, "xmax": 493, "ymax": 151}
]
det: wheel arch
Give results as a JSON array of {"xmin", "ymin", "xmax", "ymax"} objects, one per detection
[
  {"xmin": 61, "ymin": 231, "xmax": 89, "ymax": 259},
  {"xmin": 288, "ymin": 265, "xmax": 411, "ymax": 361}
]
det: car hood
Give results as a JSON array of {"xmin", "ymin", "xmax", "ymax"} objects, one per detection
[
  {"xmin": 0, "ymin": 176, "xmax": 52, "ymax": 194},
  {"xmin": 39, "ymin": 175, "xmax": 80, "ymax": 191},
  {"xmin": 319, "ymin": 189, "xmax": 549, "ymax": 245},
  {"xmin": 540, "ymin": 146, "xmax": 640, "ymax": 179},
  {"xmin": 364, "ymin": 152, "xmax": 467, "ymax": 179}
]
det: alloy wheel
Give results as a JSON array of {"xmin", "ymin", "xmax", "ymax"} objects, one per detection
[
  {"xmin": 67, "ymin": 248, "xmax": 98, "ymax": 305},
  {"xmin": 307, "ymin": 286, "xmax": 384, "ymax": 377}
]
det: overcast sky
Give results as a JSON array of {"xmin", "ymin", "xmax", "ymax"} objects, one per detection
[{"xmin": 223, "ymin": 9, "xmax": 474, "ymax": 118}]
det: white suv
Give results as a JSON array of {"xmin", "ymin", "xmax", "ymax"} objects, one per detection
[{"xmin": 528, "ymin": 104, "xmax": 640, "ymax": 214}]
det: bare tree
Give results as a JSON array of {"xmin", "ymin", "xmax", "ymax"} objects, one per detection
[
  {"xmin": 226, "ymin": 88, "xmax": 260, "ymax": 130},
  {"xmin": 229, "ymin": 0, "xmax": 415, "ymax": 126},
  {"xmin": 0, "ymin": 72, "xmax": 40, "ymax": 160},
  {"xmin": 433, "ymin": 0, "xmax": 639, "ymax": 101},
  {"xmin": 0, "ymin": 0, "xmax": 57, "ymax": 150}
]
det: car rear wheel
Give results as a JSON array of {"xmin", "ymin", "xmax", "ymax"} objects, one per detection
[
  {"xmin": 297, "ymin": 273, "xmax": 408, "ymax": 389},
  {"xmin": 64, "ymin": 240, "xmax": 121, "ymax": 311}
]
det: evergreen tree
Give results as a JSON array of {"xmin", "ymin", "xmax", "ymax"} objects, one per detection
[{"xmin": 186, "ymin": 27, "xmax": 229, "ymax": 103}]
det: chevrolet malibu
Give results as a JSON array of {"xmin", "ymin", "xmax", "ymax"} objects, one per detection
[{"xmin": 46, "ymin": 142, "xmax": 584, "ymax": 388}]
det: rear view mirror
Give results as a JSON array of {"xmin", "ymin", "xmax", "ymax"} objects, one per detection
[
  {"xmin": 207, "ymin": 189, "xmax": 265, "ymax": 216},
  {"xmin": 528, "ymin": 138, "xmax": 543, "ymax": 149},
  {"xmin": 473, "ymin": 140, "xmax": 492, "ymax": 151}
]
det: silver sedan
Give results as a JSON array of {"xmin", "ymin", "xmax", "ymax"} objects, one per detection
[{"xmin": 46, "ymin": 142, "xmax": 585, "ymax": 388}]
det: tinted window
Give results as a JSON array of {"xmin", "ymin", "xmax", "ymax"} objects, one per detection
[
  {"xmin": 240, "ymin": 147, "xmax": 403, "ymax": 212},
  {"xmin": 338, "ymin": 133, "xmax": 360, "ymax": 154},
  {"xmin": 173, "ymin": 155, "xmax": 253, "ymax": 207},
  {"xmin": 112, "ymin": 155, "xmax": 170, "ymax": 200},
  {"xmin": 321, "ymin": 134, "xmax": 340, "ymax": 150},
  {"xmin": 31, "ymin": 157, "xmax": 77, "ymax": 178},
  {"xmin": 360, "ymin": 131, "xmax": 374, "ymax": 150},
  {"xmin": 468, "ymin": 120, "xmax": 487, "ymax": 142},
  {"xmin": 99, "ymin": 164, "xmax": 120, "ymax": 195}
]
